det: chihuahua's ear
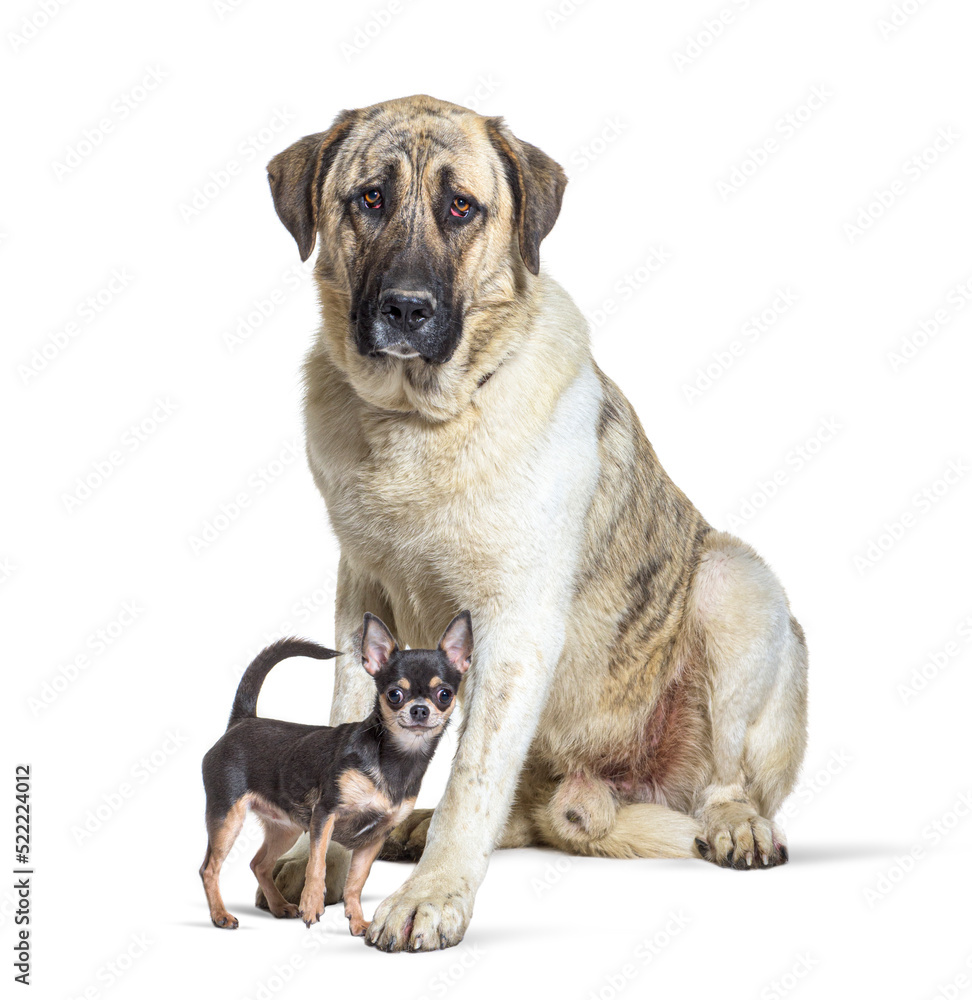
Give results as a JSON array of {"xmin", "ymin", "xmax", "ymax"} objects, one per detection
[
  {"xmin": 266, "ymin": 110, "xmax": 357, "ymax": 261},
  {"xmin": 438, "ymin": 611, "xmax": 473, "ymax": 674},
  {"xmin": 361, "ymin": 613, "xmax": 398, "ymax": 676}
]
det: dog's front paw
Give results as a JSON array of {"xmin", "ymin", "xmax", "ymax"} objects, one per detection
[
  {"xmin": 298, "ymin": 889, "xmax": 325, "ymax": 928},
  {"xmin": 364, "ymin": 874, "xmax": 474, "ymax": 952},
  {"xmin": 699, "ymin": 803, "xmax": 788, "ymax": 869}
]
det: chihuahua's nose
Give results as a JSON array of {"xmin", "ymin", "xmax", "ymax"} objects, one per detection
[{"xmin": 410, "ymin": 703, "xmax": 429, "ymax": 723}]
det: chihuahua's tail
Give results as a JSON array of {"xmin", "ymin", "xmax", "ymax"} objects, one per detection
[{"xmin": 228, "ymin": 639, "xmax": 340, "ymax": 729}]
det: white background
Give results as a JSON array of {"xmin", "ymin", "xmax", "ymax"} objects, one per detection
[{"xmin": 4, "ymin": 0, "xmax": 972, "ymax": 996}]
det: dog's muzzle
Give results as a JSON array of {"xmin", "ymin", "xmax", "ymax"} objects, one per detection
[
  {"xmin": 354, "ymin": 279, "xmax": 460, "ymax": 365},
  {"xmin": 363, "ymin": 287, "xmax": 437, "ymax": 361}
]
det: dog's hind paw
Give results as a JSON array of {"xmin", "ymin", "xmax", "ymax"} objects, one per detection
[
  {"xmin": 256, "ymin": 853, "xmax": 307, "ymax": 909},
  {"xmin": 549, "ymin": 772, "xmax": 617, "ymax": 842},
  {"xmin": 379, "ymin": 808, "xmax": 433, "ymax": 863},
  {"xmin": 255, "ymin": 839, "xmax": 350, "ymax": 909}
]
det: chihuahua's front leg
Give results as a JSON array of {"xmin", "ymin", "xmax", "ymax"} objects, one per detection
[
  {"xmin": 260, "ymin": 560, "xmax": 396, "ymax": 909},
  {"xmin": 298, "ymin": 807, "xmax": 335, "ymax": 927},
  {"xmin": 365, "ymin": 612, "xmax": 564, "ymax": 952}
]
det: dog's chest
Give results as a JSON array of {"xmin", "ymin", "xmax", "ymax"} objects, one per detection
[
  {"xmin": 307, "ymin": 360, "xmax": 604, "ymax": 633},
  {"xmin": 330, "ymin": 768, "xmax": 413, "ymax": 850},
  {"xmin": 316, "ymin": 412, "xmax": 527, "ymax": 581}
]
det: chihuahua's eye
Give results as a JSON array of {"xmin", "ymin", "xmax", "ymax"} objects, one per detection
[
  {"xmin": 436, "ymin": 688, "xmax": 453, "ymax": 706},
  {"xmin": 450, "ymin": 196, "xmax": 471, "ymax": 219},
  {"xmin": 386, "ymin": 688, "xmax": 404, "ymax": 705},
  {"xmin": 362, "ymin": 189, "xmax": 382, "ymax": 210}
]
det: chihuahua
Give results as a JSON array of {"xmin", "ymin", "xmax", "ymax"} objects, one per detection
[{"xmin": 199, "ymin": 611, "xmax": 472, "ymax": 933}]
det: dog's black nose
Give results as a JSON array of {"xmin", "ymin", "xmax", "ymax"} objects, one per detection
[
  {"xmin": 379, "ymin": 289, "xmax": 435, "ymax": 334},
  {"xmin": 410, "ymin": 703, "xmax": 429, "ymax": 722}
]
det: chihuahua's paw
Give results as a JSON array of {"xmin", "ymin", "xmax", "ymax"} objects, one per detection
[
  {"xmin": 379, "ymin": 808, "xmax": 433, "ymax": 863},
  {"xmin": 298, "ymin": 892, "xmax": 325, "ymax": 928},
  {"xmin": 365, "ymin": 874, "xmax": 474, "ymax": 952}
]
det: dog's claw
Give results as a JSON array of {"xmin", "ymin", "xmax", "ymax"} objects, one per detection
[
  {"xmin": 298, "ymin": 904, "xmax": 324, "ymax": 928},
  {"xmin": 365, "ymin": 876, "xmax": 471, "ymax": 952},
  {"xmin": 701, "ymin": 804, "xmax": 788, "ymax": 869}
]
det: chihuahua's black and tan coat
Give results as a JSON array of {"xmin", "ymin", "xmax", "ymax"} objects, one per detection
[{"xmin": 199, "ymin": 611, "xmax": 472, "ymax": 933}]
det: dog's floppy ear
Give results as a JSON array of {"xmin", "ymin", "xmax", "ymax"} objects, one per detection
[
  {"xmin": 361, "ymin": 613, "xmax": 398, "ymax": 676},
  {"xmin": 438, "ymin": 611, "xmax": 473, "ymax": 674},
  {"xmin": 266, "ymin": 111, "xmax": 357, "ymax": 262},
  {"xmin": 485, "ymin": 118, "xmax": 567, "ymax": 276}
]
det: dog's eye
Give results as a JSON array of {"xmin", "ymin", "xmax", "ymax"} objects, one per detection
[
  {"xmin": 386, "ymin": 688, "xmax": 404, "ymax": 705},
  {"xmin": 362, "ymin": 189, "xmax": 382, "ymax": 210},
  {"xmin": 450, "ymin": 196, "xmax": 471, "ymax": 219},
  {"xmin": 436, "ymin": 688, "xmax": 453, "ymax": 706}
]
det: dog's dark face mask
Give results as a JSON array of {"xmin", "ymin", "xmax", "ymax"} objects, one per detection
[
  {"xmin": 343, "ymin": 163, "xmax": 466, "ymax": 365},
  {"xmin": 266, "ymin": 95, "xmax": 566, "ymax": 417}
]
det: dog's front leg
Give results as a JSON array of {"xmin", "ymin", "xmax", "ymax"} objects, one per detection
[
  {"xmin": 258, "ymin": 559, "xmax": 396, "ymax": 910},
  {"xmin": 298, "ymin": 808, "xmax": 335, "ymax": 927},
  {"xmin": 365, "ymin": 617, "xmax": 562, "ymax": 952}
]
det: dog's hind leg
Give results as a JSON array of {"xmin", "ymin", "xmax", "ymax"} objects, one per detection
[
  {"xmin": 380, "ymin": 800, "xmax": 536, "ymax": 861},
  {"xmin": 378, "ymin": 771, "xmax": 556, "ymax": 861},
  {"xmin": 200, "ymin": 799, "xmax": 247, "ymax": 928},
  {"xmin": 250, "ymin": 822, "xmax": 302, "ymax": 918},
  {"xmin": 380, "ymin": 772, "xmax": 703, "ymax": 860},
  {"xmin": 379, "ymin": 767, "xmax": 626, "ymax": 859},
  {"xmin": 689, "ymin": 532, "xmax": 808, "ymax": 868}
]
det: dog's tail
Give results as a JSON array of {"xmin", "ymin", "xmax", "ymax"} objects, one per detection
[
  {"xmin": 535, "ymin": 800, "xmax": 705, "ymax": 860},
  {"xmin": 581, "ymin": 804, "xmax": 704, "ymax": 859},
  {"xmin": 228, "ymin": 639, "xmax": 340, "ymax": 729}
]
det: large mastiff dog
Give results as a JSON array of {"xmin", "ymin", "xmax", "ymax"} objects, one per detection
[{"xmin": 262, "ymin": 95, "xmax": 808, "ymax": 951}]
